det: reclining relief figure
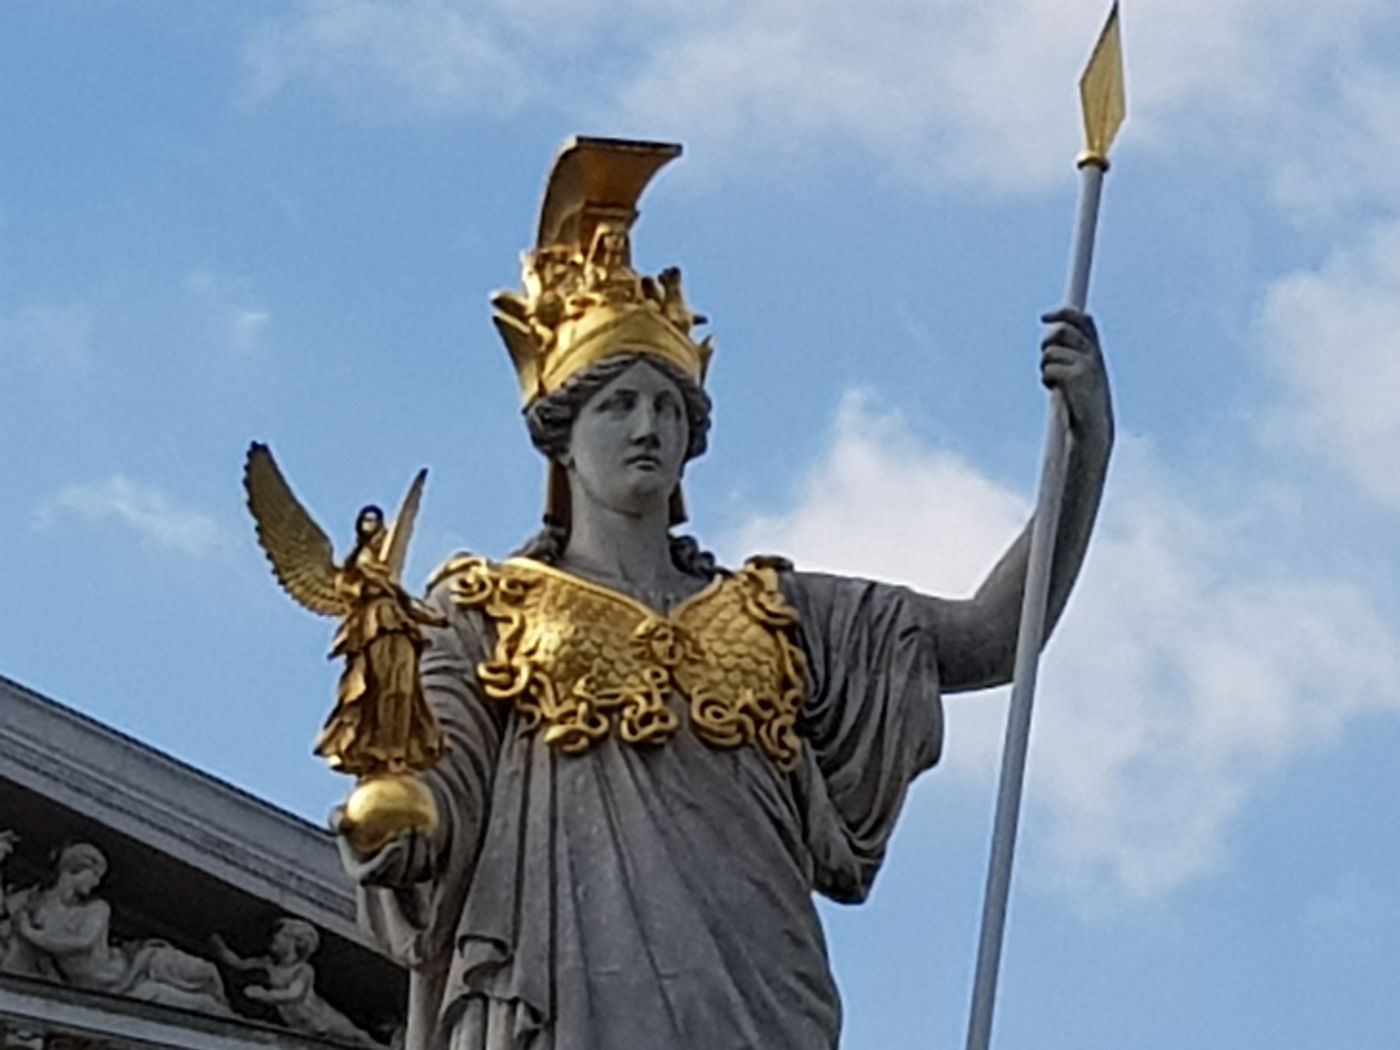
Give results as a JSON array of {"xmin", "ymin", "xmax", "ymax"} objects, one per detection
[{"xmin": 1, "ymin": 841, "xmax": 230, "ymax": 1016}]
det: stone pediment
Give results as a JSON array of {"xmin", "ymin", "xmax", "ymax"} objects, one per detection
[{"xmin": 0, "ymin": 675, "xmax": 406, "ymax": 1050}]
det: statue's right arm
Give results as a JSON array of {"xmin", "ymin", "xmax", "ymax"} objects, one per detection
[
  {"xmin": 338, "ymin": 573, "xmax": 505, "ymax": 890},
  {"xmin": 916, "ymin": 309, "xmax": 1113, "ymax": 693},
  {"xmin": 209, "ymin": 935, "xmax": 266, "ymax": 973}
]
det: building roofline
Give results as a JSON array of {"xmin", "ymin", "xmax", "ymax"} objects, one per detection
[
  {"xmin": 0, "ymin": 673, "xmax": 364, "ymax": 946},
  {"xmin": 0, "ymin": 672, "xmax": 324, "ymax": 835}
]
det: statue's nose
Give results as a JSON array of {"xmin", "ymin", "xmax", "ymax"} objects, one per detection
[{"xmin": 630, "ymin": 404, "xmax": 662, "ymax": 445}]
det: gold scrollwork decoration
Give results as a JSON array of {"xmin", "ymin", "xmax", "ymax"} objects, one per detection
[{"xmin": 435, "ymin": 555, "xmax": 807, "ymax": 770}]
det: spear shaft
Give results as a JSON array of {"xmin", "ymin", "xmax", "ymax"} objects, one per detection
[{"xmin": 964, "ymin": 8, "xmax": 1123, "ymax": 1050}]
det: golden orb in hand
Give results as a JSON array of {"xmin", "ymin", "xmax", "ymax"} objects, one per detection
[{"xmin": 341, "ymin": 773, "xmax": 439, "ymax": 855}]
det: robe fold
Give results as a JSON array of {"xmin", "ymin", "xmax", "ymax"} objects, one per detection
[{"xmin": 348, "ymin": 566, "xmax": 944, "ymax": 1050}]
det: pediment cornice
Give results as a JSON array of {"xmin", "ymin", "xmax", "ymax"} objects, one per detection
[{"xmin": 0, "ymin": 677, "xmax": 356, "ymax": 945}]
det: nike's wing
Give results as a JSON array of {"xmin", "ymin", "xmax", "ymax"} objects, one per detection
[{"xmin": 244, "ymin": 442, "xmax": 350, "ymax": 617}]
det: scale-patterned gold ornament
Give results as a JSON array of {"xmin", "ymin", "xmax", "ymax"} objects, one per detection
[{"xmin": 434, "ymin": 555, "xmax": 808, "ymax": 771}]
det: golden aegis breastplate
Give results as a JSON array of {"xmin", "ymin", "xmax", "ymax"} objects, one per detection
[{"xmin": 434, "ymin": 556, "xmax": 808, "ymax": 771}]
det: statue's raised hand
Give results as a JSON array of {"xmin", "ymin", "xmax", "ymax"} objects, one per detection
[{"xmin": 1040, "ymin": 307, "xmax": 1113, "ymax": 446}]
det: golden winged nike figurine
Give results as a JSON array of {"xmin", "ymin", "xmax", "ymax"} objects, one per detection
[{"xmin": 243, "ymin": 442, "xmax": 445, "ymax": 852}]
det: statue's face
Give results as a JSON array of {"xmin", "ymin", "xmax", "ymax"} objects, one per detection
[
  {"xmin": 564, "ymin": 360, "xmax": 687, "ymax": 517},
  {"xmin": 65, "ymin": 864, "xmax": 102, "ymax": 895},
  {"xmin": 356, "ymin": 508, "xmax": 384, "ymax": 541},
  {"xmin": 271, "ymin": 927, "xmax": 297, "ymax": 961}
]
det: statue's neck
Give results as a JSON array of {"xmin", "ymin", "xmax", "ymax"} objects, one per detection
[{"xmin": 559, "ymin": 494, "xmax": 675, "ymax": 588}]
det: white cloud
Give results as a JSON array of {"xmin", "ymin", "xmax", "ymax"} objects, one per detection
[
  {"xmin": 1031, "ymin": 471, "xmax": 1398, "ymax": 899},
  {"xmin": 244, "ymin": 0, "xmax": 1399, "ymax": 192},
  {"xmin": 230, "ymin": 308, "xmax": 272, "ymax": 355},
  {"xmin": 34, "ymin": 476, "xmax": 225, "ymax": 559},
  {"xmin": 183, "ymin": 269, "xmax": 272, "ymax": 356},
  {"xmin": 1262, "ymin": 220, "xmax": 1400, "ymax": 511},
  {"xmin": 727, "ymin": 393, "xmax": 1028, "ymax": 591},
  {"xmin": 0, "ymin": 304, "xmax": 92, "ymax": 374},
  {"xmin": 724, "ymin": 396, "xmax": 1400, "ymax": 903},
  {"xmin": 244, "ymin": 0, "xmax": 536, "ymax": 115},
  {"xmin": 1270, "ymin": 67, "xmax": 1400, "ymax": 225}
]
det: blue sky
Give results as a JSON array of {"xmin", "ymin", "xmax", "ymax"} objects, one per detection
[{"xmin": 4, "ymin": 2, "xmax": 1400, "ymax": 1047}]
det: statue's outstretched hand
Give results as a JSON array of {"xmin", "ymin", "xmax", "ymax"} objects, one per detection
[
  {"xmin": 1040, "ymin": 308, "xmax": 1113, "ymax": 445},
  {"xmin": 330, "ymin": 806, "xmax": 435, "ymax": 888}
]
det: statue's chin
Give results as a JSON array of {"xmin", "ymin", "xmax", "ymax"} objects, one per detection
[
  {"xmin": 572, "ymin": 465, "xmax": 680, "ymax": 520},
  {"xmin": 342, "ymin": 773, "xmax": 439, "ymax": 855}
]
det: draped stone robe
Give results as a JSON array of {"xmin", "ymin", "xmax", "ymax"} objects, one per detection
[{"xmin": 345, "ymin": 563, "xmax": 949, "ymax": 1050}]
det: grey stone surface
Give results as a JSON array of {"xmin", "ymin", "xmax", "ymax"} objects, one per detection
[
  {"xmin": 0, "ymin": 678, "xmax": 407, "ymax": 1047},
  {"xmin": 2, "ymin": 842, "xmax": 230, "ymax": 1015},
  {"xmin": 0, "ymin": 676, "xmax": 357, "ymax": 944},
  {"xmin": 212, "ymin": 921, "xmax": 380, "ymax": 1045},
  {"xmin": 344, "ymin": 335, "xmax": 1113, "ymax": 1050},
  {"xmin": 0, "ymin": 973, "xmax": 363, "ymax": 1050}
]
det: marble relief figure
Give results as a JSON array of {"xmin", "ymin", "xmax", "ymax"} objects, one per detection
[
  {"xmin": 0, "ymin": 841, "xmax": 230, "ymax": 1016},
  {"xmin": 213, "ymin": 919, "xmax": 382, "ymax": 1045},
  {"xmin": 0, "ymin": 829, "xmax": 394, "ymax": 1043}
]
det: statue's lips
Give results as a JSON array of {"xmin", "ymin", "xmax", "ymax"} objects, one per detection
[{"xmin": 626, "ymin": 454, "xmax": 663, "ymax": 470}]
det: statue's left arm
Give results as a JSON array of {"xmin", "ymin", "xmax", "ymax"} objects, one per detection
[
  {"xmin": 925, "ymin": 308, "xmax": 1114, "ymax": 693},
  {"xmin": 338, "ymin": 574, "xmax": 503, "ymax": 946}
]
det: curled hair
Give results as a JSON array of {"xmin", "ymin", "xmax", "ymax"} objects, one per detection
[
  {"xmin": 513, "ymin": 524, "xmax": 719, "ymax": 580},
  {"xmin": 275, "ymin": 918, "xmax": 320, "ymax": 959},
  {"xmin": 525, "ymin": 353, "xmax": 712, "ymax": 463},
  {"xmin": 515, "ymin": 354, "xmax": 719, "ymax": 580},
  {"xmin": 57, "ymin": 843, "xmax": 108, "ymax": 879}
]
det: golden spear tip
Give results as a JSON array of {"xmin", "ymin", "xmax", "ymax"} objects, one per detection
[{"xmin": 1077, "ymin": 2, "xmax": 1126, "ymax": 170}]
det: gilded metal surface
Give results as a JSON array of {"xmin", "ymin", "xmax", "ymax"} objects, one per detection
[
  {"xmin": 243, "ymin": 443, "xmax": 446, "ymax": 780},
  {"xmin": 436, "ymin": 555, "xmax": 808, "ymax": 770},
  {"xmin": 491, "ymin": 137, "xmax": 713, "ymax": 406},
  {"xmin": 1077, "ymin": 3, "xmax": 1126, "ymax": 169},
  {"xmin": 340, "ymin": 773, "xmax": 439, "ymax": 855}
]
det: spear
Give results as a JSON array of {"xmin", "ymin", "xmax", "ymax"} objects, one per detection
[{"xmin": 964, "ymin": 7, "xmax": 1126, "ymax": 1050}]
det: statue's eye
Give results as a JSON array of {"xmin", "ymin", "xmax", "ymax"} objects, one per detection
[{"xmin": 597, "ymin": 390, "xmax": 637, "ymax": 414}]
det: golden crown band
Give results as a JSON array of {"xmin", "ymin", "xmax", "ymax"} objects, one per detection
[
  {"xmin": 493, "ymin": 270, "xmax": 712, "ymax": 406},
  {"xmin": 490, "ymin": 137, "xmax": 712, "ymax": 407}
]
